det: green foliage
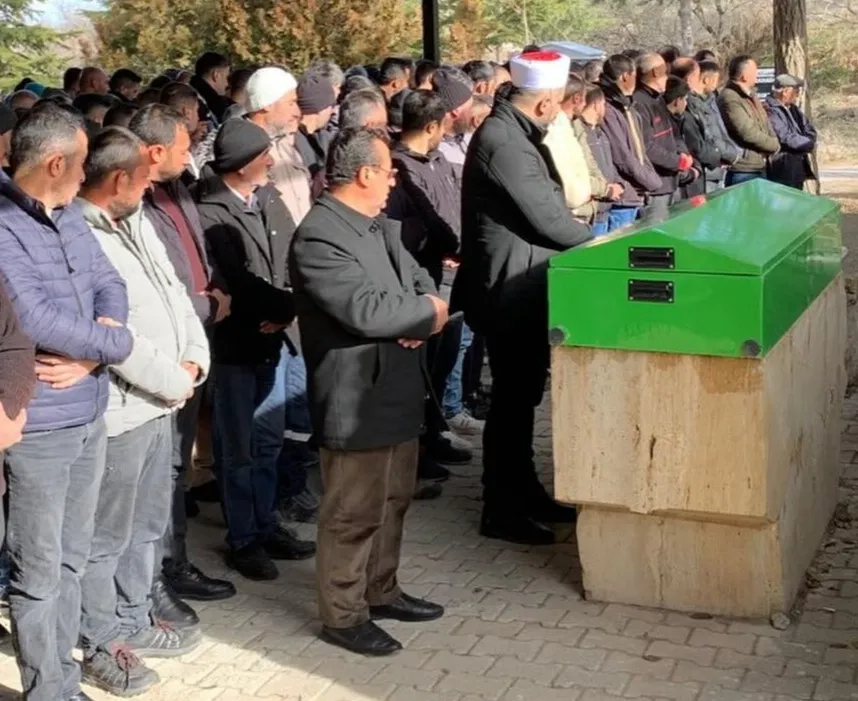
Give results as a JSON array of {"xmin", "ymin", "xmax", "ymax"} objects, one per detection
[
  {"xmin": 0, "ymin": 0, "xmax": 67, "ymax": 91},
  {"xmin": 437, "ymin": 0, "xmax": 608, "ymax": 59},
  {"xmin": 479, "ymin": 0, "xmax": 608, "ymax": 47},
  {"xmin": 94, "ymin": 0, "xmax": 416, "ymax": 75},
  {"xmin": 90, "ymin": 0, "xmax": 220, "ymax": 75}
]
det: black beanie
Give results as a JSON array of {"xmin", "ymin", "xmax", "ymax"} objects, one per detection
[
  {"xmin": 664, "ymin": 76, "xmax": 689, "ymax": 105},
  {"xmin": 432, "ymin": 71, "xmax": 473, "ymax": 113},
  {"xmin": 213, "ymin": 119, "xmax": 271, "ymax": 174},
  {"xmin": 298, "ymin": 75, "xmax": 336, "ymax": 116},
  {"xmin": 0, "ymin": 105, "xmax": 17, "ymax": 136}
]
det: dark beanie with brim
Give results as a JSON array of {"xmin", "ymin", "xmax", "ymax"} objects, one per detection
[
  {"xmin": 213, "ymin": 118, "xmax": 271, "ymax": 174},
  {"xmin": 298, "ymin": 75, "xmax": 336, "ymax": 116},
  {"xmin": 0, "ymin": 105, "xmax": 17, "ymax": 135}
]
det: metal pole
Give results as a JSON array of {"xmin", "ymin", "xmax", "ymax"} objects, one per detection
[{"xmin": 422, "ymin": 0, "xmax": 440, "ymax": 63}]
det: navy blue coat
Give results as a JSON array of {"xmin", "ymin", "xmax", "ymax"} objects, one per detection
[
  {"xmin": 764, "ymin": 95, "xmax": 817, "ymax": 189},
  {"xmin": 0, "ymin": 175, "xmax": 133, "ymax": 432}
]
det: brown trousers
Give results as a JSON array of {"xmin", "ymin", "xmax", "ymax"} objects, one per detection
[{"xmin": 316, "ymin": 439, "xmax": 418, "ymax": 628}]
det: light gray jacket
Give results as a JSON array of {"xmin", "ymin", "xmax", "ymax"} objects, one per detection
[{"xmin": 79, "ymin": 199, "xmax": 210, "ymax": 437}]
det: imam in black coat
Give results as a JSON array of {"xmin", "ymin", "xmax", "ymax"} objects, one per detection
[{"xmin": 452, "ymin": 92, "xmax": 591, "ymax": 521}]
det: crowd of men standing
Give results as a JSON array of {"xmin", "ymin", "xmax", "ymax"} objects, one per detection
[{"xmin": 0, "ymin": 41, "xmax": 819, "ymax": 698}]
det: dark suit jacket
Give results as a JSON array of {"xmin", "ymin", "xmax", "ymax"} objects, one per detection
[{"xmin": 289, "ymin": 193, "xmax": 438, "ymax": 451}]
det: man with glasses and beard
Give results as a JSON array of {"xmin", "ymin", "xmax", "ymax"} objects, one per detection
[{"xmin": 452, "ymin": 51, "xmax": 592, "ymax": 546}]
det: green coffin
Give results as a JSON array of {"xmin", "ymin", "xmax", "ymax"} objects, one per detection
[{"xmin": 547, "ymin": 180, "xmax": 842, "ymax": 359}]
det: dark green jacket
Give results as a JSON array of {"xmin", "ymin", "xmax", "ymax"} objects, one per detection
[{"xmin": 718, "ymin": 82, "xmax": 780, "ymax": 173}]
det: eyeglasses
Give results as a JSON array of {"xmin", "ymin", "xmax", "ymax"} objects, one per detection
[{"xmin": 368, "ymin": 165, "xmax": 398, "ymax": 182}]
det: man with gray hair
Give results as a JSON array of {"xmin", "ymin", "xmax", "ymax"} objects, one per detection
[
  {"xmin": 339, "ymin": 88, "xmax": 388, "ymax": 130},
  {"xmin": 305, "ymin": 59, "xmax": 345, "ymax": 101},
  {"xmin": 453, "ymin": 51, "xmax": 591, "ymax": 546},
  {"xmin": 291, "ymin": 127, "xmax": 449, "ymax": 656},
  {"xmin": 304, "ymin": 59, "xmax": 345, "ymax": 140},
  {"xmin": 0, "ymin": 101, "xmax": 134, "ymax": 701},
  {"xmin": 764, "ymin": 74, "xmax": 817, "ymax": 190},
  {"xmin": 77, "ymin": 126, "xmax": 209, "ymax": 695}
]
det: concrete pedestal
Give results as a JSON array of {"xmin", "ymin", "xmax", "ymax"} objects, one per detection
[{"xmin": 551, "ymin": 276, "xmax": 847, "ymax": 618}]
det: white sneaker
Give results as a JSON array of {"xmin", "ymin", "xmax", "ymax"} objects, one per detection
[{"xmin": 447, "ymin": 411, "xmax": 485, "ymax": 436}]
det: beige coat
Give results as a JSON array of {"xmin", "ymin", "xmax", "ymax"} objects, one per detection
[
  {"xmin": 544, "ymin": 113, "xmax": 594, "ymax": 222},
  {"xmin": 270, "ymin": 133, "xmax": 313, "ymax": 226}
]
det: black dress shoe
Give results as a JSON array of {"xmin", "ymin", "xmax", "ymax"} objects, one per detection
[
  {"xmin": 165, "ymin": 563, "xmax": 237, "ymax": 602},
  {"xmin": 417, "ymin": 455, "xmax": 450, "ymax": 482},
  {"xmin": 528, "ymin": 498, "xmax": 577, "ymax": 524},
  {"xmin": 424, "ymin": 437, "xmax": 472, "ymax": 466},
  {"xmin": 480, "ymin": 512, "xmax": 555, "ymax": 545},
  {"xmin": 151, "ymin": 577, "xmax": 199, "ymax": 629},
  {"xmin": 264, "ymin": 528, "xmax": 316, "ymax": 560},
  {"xmin": 320, "ymin": 621, "xmax": 402, "ymax": 656},
  {"xmin": 189, "ymin": 480, "xmax": 221, "ymax": 503},
  {"xmin": 413, "ymin": 481, "xmax": 443, "ymax": 500},
  {"xmin": 226, "ymin": 543, "xmax": 279, "ymax": 581},
  {"xmin": 370, "ymin": 592, "xmax": 444, "ymax": 622},
  {"xmin": 184, "ymin": 492, "xmax": 200, "ymax": 519}
]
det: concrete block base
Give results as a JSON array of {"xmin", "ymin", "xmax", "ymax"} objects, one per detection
[{"xmin": 552, "ymin": 276, "xmax": 847, "ymax": 618}]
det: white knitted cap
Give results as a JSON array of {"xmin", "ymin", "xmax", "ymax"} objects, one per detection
[{"xmin": 246, "ymin": 67, "xmax": 298, "ymax": 113}]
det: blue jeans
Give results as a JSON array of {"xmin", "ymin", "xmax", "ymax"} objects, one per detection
[
  {"xmin": 5, "ymin": 419, "xmax": 107, "ymax": 701},
  {"xmin": 278, "ymin": 352, "xmax": 317, "ymax": 499},
  {"xmin": 214, "ymin": 346, "xmax": 286, "ymax": 551},
  {"xmin": 592, "ymin": 219, "xmax": 609, "ymax": 236},
  {"xmin": 80, "ymin": 416, "xmax": 172, "ymax": 655},
  {"xmin": 725, "ymin": 171, "xmax": 764, "ymax": 187},
  {"xmin": 442, "ymin": 322, "xmax": 473, "ymax": 418},
  {"xmin": 607, "ymin": 206, "xmax": 639, "ymax": 232}
]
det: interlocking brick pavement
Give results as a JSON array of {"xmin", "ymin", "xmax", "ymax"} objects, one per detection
[{"xmin": 0, "ymin": 396, "xmax": 857, "ymax": 701}]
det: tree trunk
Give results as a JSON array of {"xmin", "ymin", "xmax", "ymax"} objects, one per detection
[
  {"xmin": 678, "ymin": 0, "xmax": 694, "ymax": 55},
  {"xmin": 773, "ymin": 0, "xmax": 819, "ymax": 194},
  {"xmin": 522, "ymin": 0, "xmax": 530, "ymax": 45}
]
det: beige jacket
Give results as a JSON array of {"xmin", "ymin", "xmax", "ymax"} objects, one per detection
[
  {"xmin": 573, "ymin": 118, "xmax": 611, "ymax": 201},
  {"xmin": 270, "ymin": 133, "xmax": 313, "ymax": 226},
  {"xmin": 544, "ymin": 113, "xmax": 593, "ymax": 221}
]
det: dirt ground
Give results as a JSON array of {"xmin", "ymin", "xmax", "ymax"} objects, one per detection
[
  {"xmin": 824, "ymin": 179, "xmax": 858, "ymax": 277},
  {"xmin": 815, "ymin": 92, "xmax": 858, "ymax": 167}
]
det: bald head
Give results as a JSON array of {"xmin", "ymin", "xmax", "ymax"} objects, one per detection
[
  {"xmin": 671, "ymin": 57, "xmax": 702, "ymax": 94},
  {"xmin": 637, "ymin": 52, "xmax": 668, "ymax": 93}
]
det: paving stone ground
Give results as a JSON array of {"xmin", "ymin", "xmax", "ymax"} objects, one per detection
[{"xmin": 1, "ymin": 395, "xmax": 858, "ymax": 701}]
